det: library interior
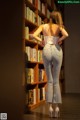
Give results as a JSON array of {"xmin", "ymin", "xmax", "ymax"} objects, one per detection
[{"xmin": 0, "ymin": 0, "xmax": 80, "ymax": 120}]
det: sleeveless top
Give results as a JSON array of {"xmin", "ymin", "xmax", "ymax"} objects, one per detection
[
  {"xmin": 43, "ymin": 24, "xmax": 59, "ymax": 45},
  {"xmin": 44, "ymin": 36, "xmax": 59, "ymax": 45}
]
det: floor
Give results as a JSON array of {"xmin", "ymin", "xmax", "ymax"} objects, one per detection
[{"xmin": 24, "ymin": 94, "xmax": 80, "ymax": 120}]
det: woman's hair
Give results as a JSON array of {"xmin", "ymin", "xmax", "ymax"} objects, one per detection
[{"xmin": 50, "ymin": 11, "xmax": 64, "ymax": 27}]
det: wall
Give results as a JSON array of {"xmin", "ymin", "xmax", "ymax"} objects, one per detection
[
  {"xmin": 64, "ymin": 4, "xmax": 80, "ymax": 93},
  {"xmin": 0, "ymin": 1, "xmax": 25, "ymax": 120}
]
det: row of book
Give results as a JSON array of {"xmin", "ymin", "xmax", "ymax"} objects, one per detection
[
  {"xmin": 28, "ymin": 0, "xmax": 52, "ymax": 7},
  {"xmin": 25, "ymin": 27, "xmax": 29, "ymax": 39},
  {"xmin": 26, "ymin": 87, "xmax": 46, "ymax": 105},
  {"xmin": 26, "ymin": 46, "xmax": 37, "ymax": 62},
  {"xmin": 39, "ymin": 69, "xmax": 45, "ymax": 82},
  {"xmin": 25, "ymin": 68, "xmax": 45, "ymax": 83},
  {"xmin": 25, "ymin": 6, "xmax": 43, "ymax": 25},
  {"xmin": 25, "ymin": 68, "xmax": 34, "ymax": 83},
  {"xmin": 28, "ymin": 0, "xmax": 36, "ymax": 5},
  {"xmin": 26, "ymin": 89, "xmax": 36, "ymax": 105},
  {"xmin": 25, "ymin": 5, "xmax": 51, "ymax": 25},
  {"xmin": 28, "ymin": 0, "xmax": 46, "ymax": 15},
  {"xmin": 38, "ymin": 0, "xmax": 46, "ymax": 15},
  {"xmin": 38, "ymin": 87, "xmax": 46, "ymax": 101},
  {"xmin": 25, "ymin": 26, "xmax": 44, "ymax": 40},
  {"xmin": 25, "ymin": 6, "xmax": 37, "ymax": 24},
  {"xmin": 25, "ymin": 46, "xmax": 43, "ymax": 62}
]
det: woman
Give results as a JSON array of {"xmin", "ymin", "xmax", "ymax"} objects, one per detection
[{"xmin": 30, "ymin": 11, "xmax": 69, "ymax": 118}]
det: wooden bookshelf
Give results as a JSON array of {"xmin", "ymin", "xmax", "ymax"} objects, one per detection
[
  {"xmin": 24, "ymin": 0, "xmax": 65, "ymax": 111},
  {"xmin": 24, "ymin": 0, "xmax": 54, "ymax": 110}
]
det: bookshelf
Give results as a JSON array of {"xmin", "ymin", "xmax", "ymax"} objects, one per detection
[
  {"xmin": 24, "ymin": 0, "xmax": 54, "ymax": 110},
  {"xmin": 24, "ymin": 0, "xmax": 65, "ymax": 110}
]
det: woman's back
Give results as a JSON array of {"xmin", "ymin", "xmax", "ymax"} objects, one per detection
[
  {"xmin": 42, "ymin": 23, "xmax": 60, "ymax": 45},
  {"xmin": 42, "ymin": 23, "xmax": 60, "ymax": 37}
]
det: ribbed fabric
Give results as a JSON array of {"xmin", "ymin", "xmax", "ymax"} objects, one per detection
[{"xmin": 42, "ymin": 42, "xmax": 63, "ymax": 103}]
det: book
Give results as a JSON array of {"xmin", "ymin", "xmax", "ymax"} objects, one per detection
[
  {"xmin": 26, "ymin": 46, "xmax": 37, "ymax": 62},
  {"xmin": 26, "ymin": 68, "xmax": 34, "ymax": 83},
  {"xmin": 25, "ymin": 6, "xmax": 36, "ymax": 23},
  {"xmin": 39, "ymin": 69, "xmax": 44, "ymax": 81},
  {"xmin": 38, "ymin": 50, "xmax": 43, "ymax": 62},
  {"xmin": 27, "ymin": 89, "xmax": 36, "ymax": 105},
  {"xmin": 38, "ymin": 87, "xmax": 46, "ymax": 101},
  {"xmin": 25, "ymin": 26, "xmax": 29, "ymax": 39}
]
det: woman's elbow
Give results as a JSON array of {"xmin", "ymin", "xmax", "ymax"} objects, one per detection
[{"xmin": 66, "ymin": 33, "xmax": 69, "ymax": 37}]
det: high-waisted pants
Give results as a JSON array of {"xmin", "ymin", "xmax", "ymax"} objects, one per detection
[{"xmin": 42, "ymin": 44, "xmax": 63, "ymax": 103}]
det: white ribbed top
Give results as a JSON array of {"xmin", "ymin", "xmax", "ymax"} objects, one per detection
[{"xmin": 44, "ymin": 36, "xmax": 59, "ymax": 45}]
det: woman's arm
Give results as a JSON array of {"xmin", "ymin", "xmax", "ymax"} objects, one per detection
[
  {"xmin": 58, "ymin": 27, "xmax": 69, "ymax": 44},
  {"xmin": 29, "ymin": 25, "xmax": 43, "ymax": 42}
]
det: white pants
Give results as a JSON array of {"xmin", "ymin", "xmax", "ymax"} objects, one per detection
[{"xmin": 42, "ymin": 44, "xmax": 63, "ymax": 103}]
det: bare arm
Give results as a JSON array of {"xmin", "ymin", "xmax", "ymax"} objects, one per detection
[
  {"xmin": 29, "ymin": 25, "xmax": 43, "ymax": 42},
  {"xmin": 58, "ymin": 27, "xmax": 69, "ymax": 44}
]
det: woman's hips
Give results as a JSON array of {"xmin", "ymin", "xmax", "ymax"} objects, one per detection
[{"xmin": 42, "ymin": 44, "xmax": 63, "ymax": 60}]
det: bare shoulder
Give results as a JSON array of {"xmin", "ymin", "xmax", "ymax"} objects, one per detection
[
  {"xmin": 53, "ymin": 24, "xmax": 59, "ymax": 27},
  {"xmin": 41, "ymin": 23, "xmax": 49, "ymax": 30},
  {"xmin": 42, "ymin": 23, "xmax": 48, "ymax": 27},
  {"xmin": 39, "ymin": 24, "xmax": 45, "ymax": 29},
  {"xmin": 37, "ymin": 24, "xmax": 44, "ymax": 30},
  {"xmin": 51, "ymin": 24, "xmax": 60, "ymax": 29}
]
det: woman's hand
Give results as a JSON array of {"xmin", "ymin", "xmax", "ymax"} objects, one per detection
[
  {"xmin": 29, "ymin": 34, "xmax": 34, "ymax": 39},
  {"xmin": 58, "ymin": 40, "xmax": 62, "ymax": 45}
]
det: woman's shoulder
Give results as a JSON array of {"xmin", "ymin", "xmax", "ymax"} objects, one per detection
[
  {"xmin": 43, "ymin": 23, "xmax": 48, "ymax": 25},
  {"xmin": 52, "ymin": 23, "xmax": 60, "ymax": 28},
  {"xmin": 42, "ymin": 23, "xmax": 48, "ymax": 27},
  {"xmin": 39, "ymin": 23, "xmax": 48, "ymax": 28},
  {"xmin": 42, "ymin": 23, "xmax": 59, "ymax": 27},
  {"xmin": 41, "ymin": 23, "xmax": 49, "ymax": 29}
]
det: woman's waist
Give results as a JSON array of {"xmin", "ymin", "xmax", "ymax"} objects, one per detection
[
  {"xmin": 44, "ymin": 37, "xmax": 59, "ymax": 45},
  {"xmin": 45, "ymin": 40, "xmax": 58, "ymax": 45},
  {"xmin": 44, "ymin": 43, "xmax": 61, "ymax": 49}
]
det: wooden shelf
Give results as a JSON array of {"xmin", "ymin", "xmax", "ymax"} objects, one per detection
[
  {"xmin": 25, "ymin": 0, "xmax": 37, "ymax": 11},
  {"xmin": 38, "ymin": 81, "xmax": 47, "ymax": 84},
  {"xmin": 24, "ymin": 0, "xmax": 54, "ymax": 110},
  {"xmin": 38, "ymin": 62, "xmax": 43, "ymax": 65},
  {"xmin": 38, "ymin": 10, "xmax": 47, "ymax": 19},
  {"xmin": 27, "ymin": 61, "xmax": 38, "ymax": 64},
  {"xmin": 25, "ymin": 19, "xmax": 38, "ymax": 30},
  {"xmin": 28, "ymin": 100, "xmax": 45, "ymax": 110},
  {"xmin": 27, "ymin": 82, "xmax": 38, "ymax": 85}
]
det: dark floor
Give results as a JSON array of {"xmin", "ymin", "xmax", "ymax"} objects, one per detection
[{"xmin": 24, "ymin": 94, "xmax": 80, "ymax": 120}]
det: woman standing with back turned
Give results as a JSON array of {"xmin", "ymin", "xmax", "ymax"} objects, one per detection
[{"xmin": 30, "ymin": 11, "xmax": 69, "ymax": 118}]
